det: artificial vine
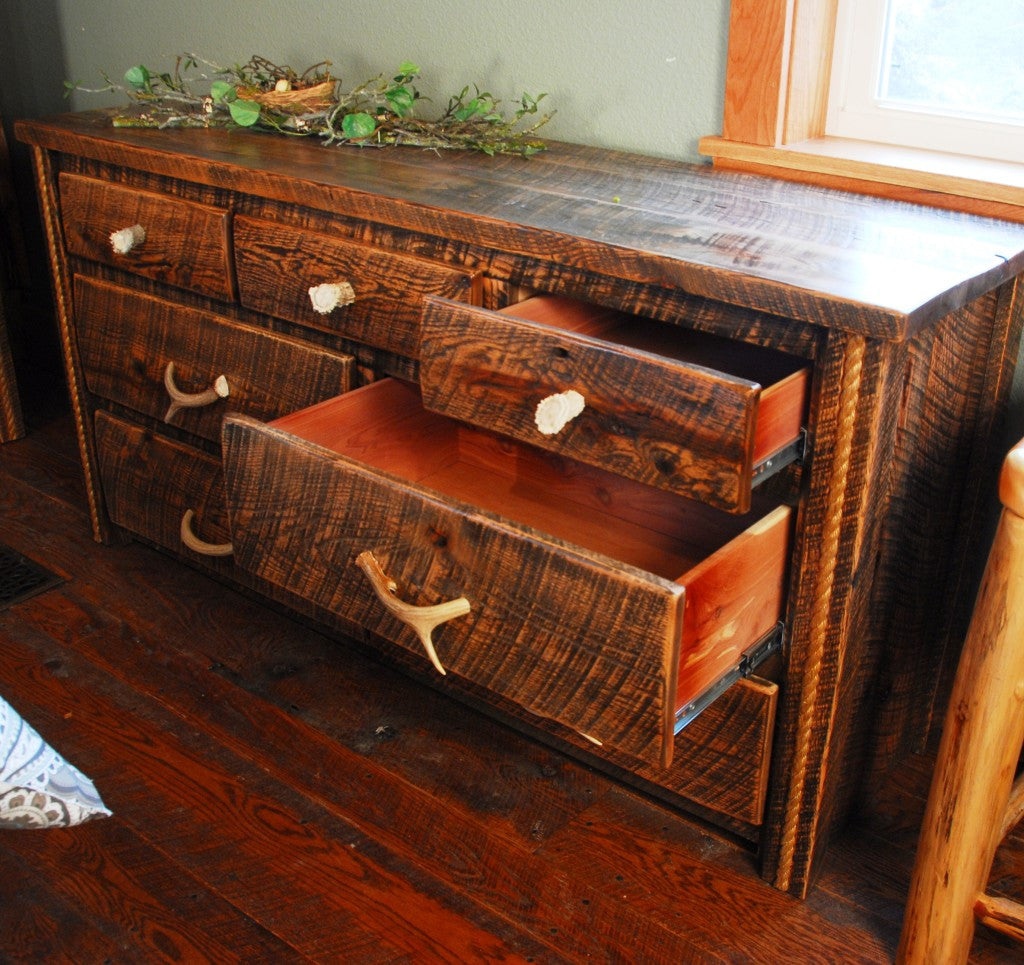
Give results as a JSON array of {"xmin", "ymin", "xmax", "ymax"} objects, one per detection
[{"xmin": 70, "ymin": 54, "xmax": 553, "ymax": 156}]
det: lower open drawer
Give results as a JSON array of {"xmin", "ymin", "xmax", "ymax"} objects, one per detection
[{"xmin": 221, "ymin": 379, "xmax": 791, "ymax": 768}]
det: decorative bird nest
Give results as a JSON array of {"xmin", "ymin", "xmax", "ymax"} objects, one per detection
[
  {"xmin": 73, "ymin": 53, "xmax": 553, "ymax": 157},
  {"xmin": 242, "ymin": 78, "xmax": 337, "ymax": 113}
]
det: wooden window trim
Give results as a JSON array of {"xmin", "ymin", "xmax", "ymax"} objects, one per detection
[{"xmin": 699, "ymin": 0, "xmax": 1024, "ymax": 223}]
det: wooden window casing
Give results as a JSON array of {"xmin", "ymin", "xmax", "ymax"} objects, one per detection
[{"xmin": 699, "ymin": 0, "xmax": 1024, "ymax": 222}]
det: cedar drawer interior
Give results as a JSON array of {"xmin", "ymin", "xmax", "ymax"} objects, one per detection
[
  {"xmin": 58, "ymin": 172, "xmax": 235, "ymax": 300},
  {"xmin": 220, "ymin": 378, "xmax": 792, "ymax": 768},
  {"xmin": 233, "ymin": 215, "xmax": 481, "ymax": 359},
  {"xmin": 419, "ymin": 294, "xmax": 809, "ymax": 513},
  {"xmin": 74, "ymin": 276, "xmax": 353, "ymax": 444}
]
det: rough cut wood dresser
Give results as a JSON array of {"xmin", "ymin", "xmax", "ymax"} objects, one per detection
[{"xmin": 17, "ymin": 111, "xmax": 1024, "ymax": 897}]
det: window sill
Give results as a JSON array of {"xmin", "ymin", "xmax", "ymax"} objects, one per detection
[{"xmin": 698, "ymin": 135, "xmax": 1024, "ymax": 222}]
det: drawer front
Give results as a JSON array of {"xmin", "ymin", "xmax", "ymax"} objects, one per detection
[
  {"xmin": 665, "ymin": 675, "xmax": 777, "ymax": 827},
  {"xmin": 234, "ymin": 216, "xmax": 479, "ymax": 358},
  {"xmin": 419, "ymin": 296, "xmax": 809, "ymax": 513},
  {"xmin": 75, "ymin": 276, "xmax": 353, "ymax": 444},
  {"xmin": 95, "ymin": 411, "xmax": 233, "ymax": 565},
  {"xmin": 220, "ymin": 380, "xmax": 792, "ymax": 768},
  {"xmin": 59, "ymin": 173, "xmax": 235, "ymax": 300}
]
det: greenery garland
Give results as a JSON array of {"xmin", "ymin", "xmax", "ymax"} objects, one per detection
[{"xmin": 70, "ymin": 54, "xmax": 553, "ymax": 156}]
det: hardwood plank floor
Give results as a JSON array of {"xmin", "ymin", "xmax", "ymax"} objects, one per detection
[{"xmin": 1, "ymin": 390, "xmax": 1021, "ymax": 963}]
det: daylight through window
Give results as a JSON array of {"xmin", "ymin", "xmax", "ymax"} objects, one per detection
[{"xmin": 827, "ymin": 0, "xmax": 1024, "ymax": 163}]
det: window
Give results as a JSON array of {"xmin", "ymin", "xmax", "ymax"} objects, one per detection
[
  {"xmin": 826, "ymin": 0, "xmax": 1024, "ymax": 163},
  {"xmin": 700, "ymin": 0, "xmax": 1024, "ymax": 221}
]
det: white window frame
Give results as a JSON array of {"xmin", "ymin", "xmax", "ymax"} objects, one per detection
[{"xmin": 826, "ymin": 0, "xmax": 1024, "ymax": 164}]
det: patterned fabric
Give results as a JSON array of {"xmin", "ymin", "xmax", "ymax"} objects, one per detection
[{"xmin": 0, "ymin": 695, "xmax": 111, "ymax": 829}]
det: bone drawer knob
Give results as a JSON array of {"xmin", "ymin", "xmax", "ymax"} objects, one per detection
[
  {"xmin": 535, "ymin": 389, "xmax": 585, "ymax": 435},
  {"xmin": 308, "ymin": 281, "xmax": 356, "ymax": 314},
  {"xmin": 109, "ymin": 224, "xmax": 146, "ymax": 254}
]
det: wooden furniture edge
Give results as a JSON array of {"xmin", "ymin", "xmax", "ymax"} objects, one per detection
[{"xmin": 18, "ymin": 114, "xmax": 1024, "ymax": 342}]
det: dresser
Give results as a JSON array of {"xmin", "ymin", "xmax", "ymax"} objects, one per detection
[{"xmin": 17, "ymin": 111, "xmax": 1024, "ymax": 897}]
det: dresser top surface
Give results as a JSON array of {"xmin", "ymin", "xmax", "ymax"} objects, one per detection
[{"xmin": 18, "ymin": 111, "xmax": 1024, "ymax": 339}]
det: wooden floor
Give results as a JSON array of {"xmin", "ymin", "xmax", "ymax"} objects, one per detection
[{"xmin": 1, "ymin": 388, "xmax": 1021, "ymax": 964}]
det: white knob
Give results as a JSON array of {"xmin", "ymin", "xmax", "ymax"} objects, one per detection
[
  {"xmin": 110, "ymin": 224, "xmax": 146, "ymax": 254},
  {"xmin": 535, "ymin": 389, "xmax": 585, "ymax": 436},
  {"xmin": 309, "ymin": 281, "xmax": 356, "ymax": 314}
]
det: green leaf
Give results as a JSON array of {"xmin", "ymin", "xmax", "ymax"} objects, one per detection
[
  {"xmin": 385, "ymin": 86, "xmax": 415, "ymax": 116},
  {"xmin": 228, "ymin": 98, "xmax": 261, "ymax": 126},
  {"xmin": 341, "ymin": 112, "xmax": 377, "ymax": 139},
  {"xmin": 210, "ymin": 80, "xmax": 235, "ymax": 102},
  {"xmin": 454, "ymin": 98, "xmax": 483, "ymax": 122},
  {"xmin": 396, "ymin": 61, "xmax": 419, "ymax": 78},
  {"xmin": 124, "ymin": 65, "xmax": 151, "ymax": 90}
]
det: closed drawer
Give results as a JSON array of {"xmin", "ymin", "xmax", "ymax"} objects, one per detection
[
  {"xmin": 234, "ymin": 216, "xmax": 479, "ymax": 358},
  {"xmin": 59, "ymin": 173, "xmax": 234, "ymax": 300},
  {"xmin": 75, "ymin": 276, "xmax": 353, "ymax": 444},
  {"xmin": 95, "ymin": 411, "xmax": 234, "ymax": 564},
  {"xmin": 221, "ymin": 378, "xmax": 791, "ymax": 768},
  {"xmin": 420, "ymin": 295, "xmax": 810, "ymax": 513}
]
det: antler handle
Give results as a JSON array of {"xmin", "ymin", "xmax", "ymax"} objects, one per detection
[
  {"xmin": 180, "ymin": 509, "xmax": 234, "ymax": 557},
  {"xmin": 356, "ymin": 550, "xmax": 470, "ymax": 675},
  {"xmin": 164, "ymin": 361, "xmax": 230, "ymax": 422}
]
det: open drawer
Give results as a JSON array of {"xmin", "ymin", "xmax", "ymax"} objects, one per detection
[
  {"xmin": 221, "ymin": 379, "xmax": 791, "ymax": 768},
  {"xmin": 419, "ymin": 294, "xmax": 809, "ymax": 513}
]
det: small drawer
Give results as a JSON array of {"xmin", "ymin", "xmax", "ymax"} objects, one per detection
[
  {"xmin": 419, "ymin": 295, "xmax": 810, "ymax": 513},
  {"xmin": 59, "ymin": 173, "xmax": 234, "ymax": 300},
  {"xmin": 95, "ymin": 411, "xmax": 234, "ymax": 564},
  {"xmin": 75, "ymin": 276, "xmax": 352, "ymax": 444},
  {"xmin": 221, "ymin": 378, "xmax": 791, "ymax": 769},
  {"xmin": 234, "ymin": 216, "xmax": 480, "ymax": 359}
]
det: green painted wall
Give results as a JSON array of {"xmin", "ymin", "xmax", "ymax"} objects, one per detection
[
  {"xmin": 2, "ymin": 0, "xmax": 1021, "ymax": 437},
  {"xmin": 5, "ymin": 0, "xmax": 732, "ymax": 163}
]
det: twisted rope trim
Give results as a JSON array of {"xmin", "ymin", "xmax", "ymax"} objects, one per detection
[
  {"xmin": 32, "ymin": 147, "xmax": 105, "ymax": 541},
  {"xmin": 776, "ymin": 334, "xmax": 866, "ymax": 893}
]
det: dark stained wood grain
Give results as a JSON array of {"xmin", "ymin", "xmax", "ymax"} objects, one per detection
[
  {"xmin": 14, "ymin": 110, "xmax": 1024, "ymax": 903},
  {"xmin": 538, "ymin": 788, "xmax": 899, "ymax": 964},
  {"xmin": 0, "ymin": 291, "xmax": 24, "ymax": 442},
  {"xmin": 76, "ymin": 275, "xmax": 352, "ymax": 443},
  {"xmin": 6, "ymin": 405, "xmax": 1024, "ymax": 962},
  {"xmin": 94, "ymin": 410, "xmax": 233, "ymax": 566},
  {"xmin": 0, "ymin": 818, "xmax": 304, "ymax": 963},
  {"xmin": 223, "ymin": 402, "xmax": 683, "ymax": 768},
  {"xmin": 59, "ymin": 171, "xmax": 235, "ymax": 300},
  {"xmin": 221, "ymin": 379, "xmax": 790, "ymax": 769},
  {"xmin": 234, "ymin": 214, "xmax": 479, "ymax": 358},
  {"xmin": 0, "ymin": 622, "xmax": 543, "ymax": 964},
  {"xmin": 19, "ymin": 112, "xmax": 1024, "ymax": 336}
]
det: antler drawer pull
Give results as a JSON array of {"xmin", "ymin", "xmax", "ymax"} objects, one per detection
[
  {"xmin": 109, "ymin": 223, "xmax": 146, "ymax": 254},
  {"xmin": 163, "ymin": 361, "xmax": 230, "ymax": 422},
  {"xmin": 535, "ymin": 389, "xmax": 585, "ymax": 436},
  {"xmin": 308, "ymin": 281, "xmax": 356, "ymax": 315},
  {"xmin": 356, "ymin": 550, "xmax": 470, "ymax": 676},
  {"xmin": 180, "ymin": 509, "xmax": 234, "ymax": 557}
]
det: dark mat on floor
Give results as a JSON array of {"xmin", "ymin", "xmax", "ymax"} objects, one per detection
[{"xmin": 0, "ymin": 544, "xmax": 64, "ymax": 610}]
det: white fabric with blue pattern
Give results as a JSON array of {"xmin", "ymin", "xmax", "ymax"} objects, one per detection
[{"xmin": 0, "ymin": 695, "xmax": 111, "ymax": 828}]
